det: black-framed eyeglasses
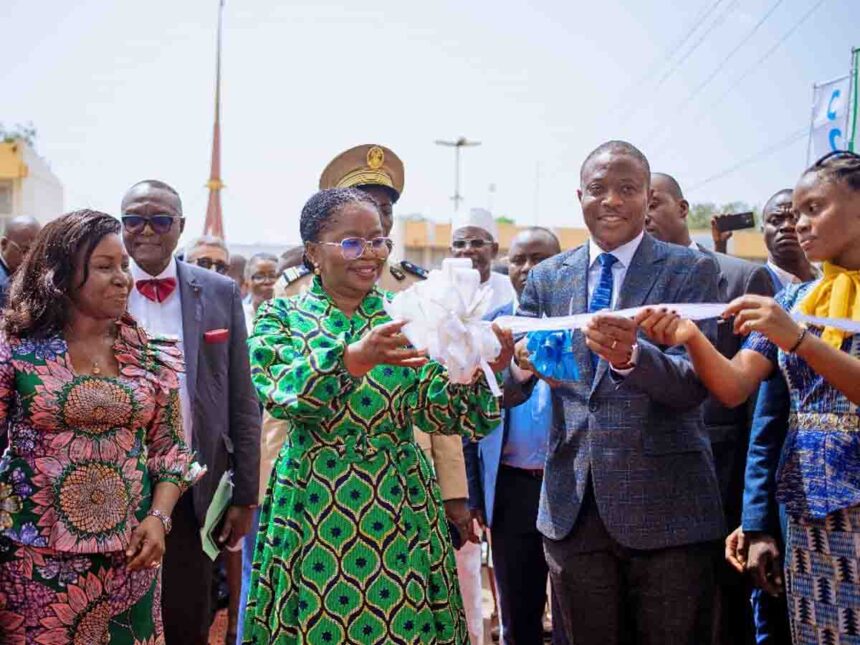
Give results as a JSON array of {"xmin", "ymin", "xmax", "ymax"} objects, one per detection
[
  {"xmin": 250, "ymin": 272, "xmax": 278, "ymax": 284},
  {"xmin": 451, "ymin": 238, "xmax": 490, "ymax": 250},
  {"xmin": 121, "ymin": 214, "xmax": 179, "ymax": 235},
  {"xmin": 316, "ymin": 237, "xmax": 393, "ymax": 261},
  {"xmin": 193, "ymin": 257, "xmax": 230, "ymax": 274},
  {"xmin": 813, "ymin": 149, "xmax": 860, "ymax": 167}
]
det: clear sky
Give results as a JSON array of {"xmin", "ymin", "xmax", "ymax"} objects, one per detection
[{"xmin": 2, "ymin": 0, "xmax": 858, "ymax": 246}]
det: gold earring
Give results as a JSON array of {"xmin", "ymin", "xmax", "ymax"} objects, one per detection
[{"xmin": 313, "ymin": 264, "xmax": 320, "ymax": 275}]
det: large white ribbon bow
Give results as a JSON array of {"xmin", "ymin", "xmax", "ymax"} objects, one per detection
[{"xmin": 384, "ymin": 258, "xmax": 502, "ymax": 396}]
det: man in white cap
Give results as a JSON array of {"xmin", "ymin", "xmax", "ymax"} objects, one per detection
[
  {"xmin": 451, "ymin": 207, "xmax": 515, "ymax": 312},
  {"xmin": 449, "ymin": 207, "xmax": 515, "ymax": 645}
]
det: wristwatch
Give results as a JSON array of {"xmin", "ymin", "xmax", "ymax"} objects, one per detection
[{"xmin": 147, "ymin": 509, "xmax": 173, "ymax": 535}]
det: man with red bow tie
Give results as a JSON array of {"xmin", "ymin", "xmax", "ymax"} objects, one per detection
[{"xmin": 121, "ymin": 179, "xmax": 261, "ymax": 645}]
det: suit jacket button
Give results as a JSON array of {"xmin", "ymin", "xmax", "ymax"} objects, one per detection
[{"xmin": 588, "ymin": 401, "xmax": 598, "ymax": 412}]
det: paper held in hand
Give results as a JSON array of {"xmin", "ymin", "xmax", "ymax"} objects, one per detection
[
  {"xmin": 383, "ymin": 258, "xmax": 502, "ymax": 396},
  {"xmin": 200, "ymin": 470, "xmax": 233, "ymax": 561}
]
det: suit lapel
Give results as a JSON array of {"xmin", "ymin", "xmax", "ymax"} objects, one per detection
[
  {"xmin": 561, "ymin": 246, "xmax": 594, "ymax": 387},
  {"xmin": 697, "ymin": 243, "xmax": 727, "ymax": 300},
  {"xmin": 177, "ymin": 261, "xmax": 203, "ymax": 404},
  {"xmin": 615, "ymin": 234, "xmax": 664, "ymax": 310}
]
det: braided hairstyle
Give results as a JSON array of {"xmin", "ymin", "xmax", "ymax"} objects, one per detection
[
  {"xmin": 3, "ymin": 210, "xmax": 122, "ymax": 338},
  {"xmin": 299, "ymin": 188, "xmax": 381, "ymax": 270},
  {"xmin": 804, "ymin": 150, "xmax": 860, "ymax": 192}
]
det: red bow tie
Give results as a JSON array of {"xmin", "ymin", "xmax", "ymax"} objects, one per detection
[{"xmin": 136, "ymin": 277, "xmax": 177, "ymax": 303}]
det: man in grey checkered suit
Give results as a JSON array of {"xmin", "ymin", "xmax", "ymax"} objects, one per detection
[{"xmin": 510, "ymin": 141, "xmax": 724, "ymax": 645}]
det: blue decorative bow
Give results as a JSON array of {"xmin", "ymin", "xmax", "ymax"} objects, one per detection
[{"xmin": 526, "ymin": 330, "xmax": 580, "ymax": 381}]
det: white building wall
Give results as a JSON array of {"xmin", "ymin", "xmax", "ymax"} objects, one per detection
[{"xmin": 19, "ymin": 144, "xmax": 64, "ymax": 223}]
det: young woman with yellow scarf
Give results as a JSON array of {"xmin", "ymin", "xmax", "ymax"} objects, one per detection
[{"xmin": 634, "ymin": 150, "xmax": 860, "ymax": 645}]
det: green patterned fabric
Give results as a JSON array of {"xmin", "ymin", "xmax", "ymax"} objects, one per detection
[{"xmin": 242, "ymin": 277, "xmax": 500, "ymax": 645}]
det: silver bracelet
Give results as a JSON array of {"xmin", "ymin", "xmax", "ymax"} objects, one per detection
[{"xmin": 147, "ymin": 509, "xmax": 173, "ymax": 535}]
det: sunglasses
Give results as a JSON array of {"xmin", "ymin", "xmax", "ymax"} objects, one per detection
[
  {"xmin": 193, "ymin": 257, "xmax": 230, "ymax": 274},
  {"xmin": 121, "ymin": 214, "xmax": 179, "ymax": 235},
  {"xmin": 451, "ymin": 238, "xmax": 490, "ymax": 250},
  {"xmin": 316, "ymin": 237, "xmax": 393, "ymax": 261}
]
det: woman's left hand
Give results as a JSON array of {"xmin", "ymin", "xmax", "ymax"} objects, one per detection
[
  {"xmin": 724, "ymin": 295, "xmax": 802, "ymax": 351},
  {"xmin": 488, "ymin": 324, "xmax": 516, "ymax": 373},
  {"xmin": 126, "ymin": 516, "xmax": 166, "ymax": 571}
]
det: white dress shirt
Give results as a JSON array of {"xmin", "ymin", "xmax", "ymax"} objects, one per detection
[
  {"xmin": 512, "ymin": 232, "xmax": 645, "ymax": 381},
  {"xmin": 486, "ymin": 271, "xmax": 516, "ymax": 313},
  {"xmin": 766, "ymin": 260, "xmax": 802, "ymax": 288},
  {"xmin": 127, "ymin": 258, "xmax": 193, "ymax": 445},
  {"xmin": 586, "ymin": 232, "xmax": 645, "ymax": 374},
  {"xmin": 586, "ymin": 231, "xmax": 645, "ymax": 311}
]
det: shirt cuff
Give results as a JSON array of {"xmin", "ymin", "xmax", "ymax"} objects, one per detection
[
  {"xmin": 609, "ymin": 343, "xmax": 640, "ymax": 376},
  {"xmin": 510, "ymin": 358, "xmax": 534, "ymax": 383}
]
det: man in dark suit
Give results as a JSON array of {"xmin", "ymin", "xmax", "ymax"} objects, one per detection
[
  {"xmin": 738, "ymin": 373, "xmax": 792, "ymax": 645},
  {"xmin": 646, "ymin": 172, "xmax": 774, "ymax": 522},
  {"xmin": 511, "ymin": 141, "xmax": 724, "ymax": 645},
  {"xmin": 120, "ymin": 179, "xmax": 261, "ymax": 645},
  {"xmin": 646, "ymin": 171, "xmax": 775, "ymax": 644},
  {"xmin": 0, "ymin": 216, "xmax": 41, "ymax": 454},
  {"xmin": 0, "ymin": 215, "xmax": 40, "ymax": 306},
  {"xmin": 464, "ymin": 227, "xmax": 565, "ymax": 645}
]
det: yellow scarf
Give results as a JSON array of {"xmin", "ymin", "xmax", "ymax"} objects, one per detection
[{"xmin": 798, "ymin": 262, "xmax": 860, "ymax": 348}]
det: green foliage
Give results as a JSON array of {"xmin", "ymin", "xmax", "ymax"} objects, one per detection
[
  {"xmin": 688, "ymin": 201, "xmax": 760, "ymax": 229},
  {"xmin": 0, "ymin": 123, "xmax": 37, "ymax": 146},
  {"xmin": 495, "ymin": 216, "xmax": 515, "ymax": 225}
]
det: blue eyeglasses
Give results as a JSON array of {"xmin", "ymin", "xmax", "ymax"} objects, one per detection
[{"xmin": 315, "ymin": 237, "xmax": 393, "ymax": 260}]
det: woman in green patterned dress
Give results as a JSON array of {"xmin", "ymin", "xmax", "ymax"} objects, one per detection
[{"xmin": 243, "ymin": 188, "xmax": 513, "ymax": 644}]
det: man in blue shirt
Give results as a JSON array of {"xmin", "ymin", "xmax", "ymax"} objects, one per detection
[{"xmin": 464, "ymin": 226, "xmax": 565, "ymax": 645}]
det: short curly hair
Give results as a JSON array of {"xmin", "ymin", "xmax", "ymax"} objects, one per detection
[
  {"xmin": 299, "ymin": 188, "xmax": 380, "ymax": 269},
  {"xmin": 2, "ymin": 210, "xmax": 122, "ymax": 338}
]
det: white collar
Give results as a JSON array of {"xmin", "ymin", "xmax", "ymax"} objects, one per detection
[
  {"xmin": 766, "ymin": 260, "xmax": 801, "ymax": 285},
  {"xmin": 688, "ymin": 240, "xmax": 699, "ymax": 251},
  {"xmin": 588, "ymin": 230, "xmax": 645, "ymax": 269},
  {"xmin": 131, "ymin": 257, "xmax": 179, "ymax": 281}
]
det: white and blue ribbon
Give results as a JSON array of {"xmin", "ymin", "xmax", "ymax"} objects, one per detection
[{"xmin": 495, "ymin": 303, "xmax": 860, "ymax": 336}]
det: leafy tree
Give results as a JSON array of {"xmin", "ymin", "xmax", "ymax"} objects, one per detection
[{"xmin": 0, "ymin": 123, "xmax": 37, "ymax": 147}]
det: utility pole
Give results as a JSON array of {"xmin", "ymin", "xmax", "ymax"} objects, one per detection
[{"xmin": 435, "ymin": 137, "xmax": 481, "ymax": 212}]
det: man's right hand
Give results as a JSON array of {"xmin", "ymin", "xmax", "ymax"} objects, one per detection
[
  {"xmin": 710, "ymin": 215, "xmax": 734, "ymax": 254},
  {"xmin": 746, "ymin": 532, "xmax": 784, "ymax": 597}
]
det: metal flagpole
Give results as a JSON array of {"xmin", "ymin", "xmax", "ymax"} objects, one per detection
[
  {"xmin": 850, "ymin": 47, "xmax": 859, "ymax": 152},
  {"xmin": 806, "ymin": 81, "xmax": 820, "ymax": 166}
]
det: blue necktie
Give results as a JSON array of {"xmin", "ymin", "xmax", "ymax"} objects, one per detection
[{"xmin": 589, "ymin": 253, "xmax": 618, "ymax": 369}]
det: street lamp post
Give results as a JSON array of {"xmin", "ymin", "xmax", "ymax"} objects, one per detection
[{"xmin": 435, "ymin": 137, "xmax": 481, "ymax": 212}]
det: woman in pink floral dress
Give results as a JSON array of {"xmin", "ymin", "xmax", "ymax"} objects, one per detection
[{"xmin": 0, "ymin": 210, "xmax": 204, "ymax": 645}]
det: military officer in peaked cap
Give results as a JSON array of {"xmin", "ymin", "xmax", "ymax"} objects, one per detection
[
  {"xmin": 274, "ymin": 143, "xmax": 427, "ymax": 297},
  {"xmin": 262, "ymin": 145, "xmax": 474, "ymax": 552}
]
